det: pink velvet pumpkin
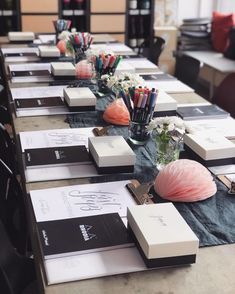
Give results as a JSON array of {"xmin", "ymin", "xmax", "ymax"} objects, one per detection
[
  {"xmin": 154, "ymin": 159, "xmax": 217, "ymax": 202},
  {"xmin": 103, "ymin": 99, "xmax": 130, "ymax": 126}
]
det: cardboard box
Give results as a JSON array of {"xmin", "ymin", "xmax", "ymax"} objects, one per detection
[
  {"xmin": 184, "ymin": 131, "xmax": 235, "ymax": 166},
  {"xmin": 127, "ymin": 203, "xmax": 199, "ymax": 268},
  {"xmin": 8, "ymin": 32, "xmax": 35, "ymax": 42},
  {"xmin": 63, "ymin": 88, "xmax": 96, "ymax": 111},
  {"xmin": 38, "ymin": 46, "xmax": 60, "ymax": 58},
  {"xmin": 88, "ymin": 136, "xmax": 136, "ymax": 174},
  {"xmin": 51, "ymin": 62, "xmax": 76, "ymax": 77}
]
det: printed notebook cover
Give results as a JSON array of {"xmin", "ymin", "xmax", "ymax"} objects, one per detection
[
  {"xmin": 4, "ymin": 52, "xmax": 38, "ymax": 57},
  {"xmin": 141, "ymin": 73, "xmax": 176, "ymax": 81},
  {"xmin": 177, "ymin": 105, "xmax": 229, "ymax": 120},
  {"xmin": 37, "ymin": 213, "xmax": 134, "ymax": 259},
  {"xmin": 24, "ymin": 145, "xmax": 90, "ymax": 168},
  {"xmin": 11, "ymin": 70, "xmax": 50, "ymax": 77},
  {"xmin": 15, "ymin": 96, "xmax": 64, "ymax": 109}
]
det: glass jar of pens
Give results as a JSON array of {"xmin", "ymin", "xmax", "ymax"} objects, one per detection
[
  {"xmin": 53, "ymin": 19, "xmax": 72, "ymax": 44},
  {"xmin": 120, "ymin": 86, "xmax": 159, "ymax": 145},
  {"xmin": 66, "ymin": 32, "xmax": 93, "ymax": 64},
  {"xmin": 90, "ymin": 54, "xmax": 122, "ymax": 80}
]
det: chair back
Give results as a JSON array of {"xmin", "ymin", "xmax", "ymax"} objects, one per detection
[
  {"xmin": 174, "ymin": 54, "xmax": 201, "ymax": 89},
  {"xmin": 0, "ymin": 159, "xmax": 28, "ymax": 255},
  {"xmin": 0, "ymin": 219, "xmax": 36, "ymax": 294},
  {"xmin": 212, "ymin": 73, "xmax": 235, "ymax": 118},
  {"xmin": 138, "ymin": 36, "xmax": 166, "ymax": 65},
  {"xmin": 0, "ymin": 123, "xmax": 16, "ymax": 172}
]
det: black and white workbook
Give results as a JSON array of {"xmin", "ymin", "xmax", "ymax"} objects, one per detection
[
  {"xmin": 8, "ymin": 63, "xmax": 53, "ymax": 83},
  {"xmin": 140, "ymin": 73, "xmax": 176, "ymax": 81},
  {"xmin": 24, "ymin": 145, "xmax": 91, "ymax": 168},
  {"xmin": 37, "ymin": 213, "xmax": 134, "ymax": 259},
  {"xmin": 177, "ymin": 105, "xmax": 230, "ymax": 120},
  {"xmin": 15, "ymin": 96, "xmax": 64, "ymax": 109}
]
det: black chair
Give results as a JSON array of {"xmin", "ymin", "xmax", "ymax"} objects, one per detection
[
  {"xmin": 212, "ymin": 73, "xmax": 235, "ymax": 118},
  {"xmin": 0, "ymin": 219, "xmax": 37, "ymax": 294},
  {"xmin": 0, "ymin": 123, "xmax": 16, "ymax": 173},
  {"xmin": 0, "ymin": 104, "xmax": 11, "ymax": 125},
  {"xmin": 174, "ymin": 54, "xmax": 202, "ymax": 89},
  {"xmin": 138, "ymin": 36, "xmax": 166, "ymax": 65},
  {"xmin": 0, "ymin": 159, "xmax": 28, "ymax": 255}
]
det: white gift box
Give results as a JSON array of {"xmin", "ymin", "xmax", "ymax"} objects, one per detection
[
  {"xmin": 51, "ymin": 62, "xmax": 76, "ymax": 77},
  {"xmin": 63, "ymin": 87, "xmax": 96, "ymax": 111},
  {"xmin": 88, "ymin": 136, "xmax": 136, "ymax": 174},
  {"xmin": 8, "ymin": 32, "xmax": 35, "ymax": 42},
  {"xmin": 127, "ymin": 203, "xmax": 199, "ymax": 268},
  {"xmin": 184, "ymin": 131, "xmax": 235, "ymax": 166},
  {"xmin": 38, "ymin": 46, "xmax": 60, "ymax": 58}
]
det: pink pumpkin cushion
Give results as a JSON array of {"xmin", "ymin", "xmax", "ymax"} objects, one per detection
[
  {"xmin": 154, "ymin": 159, "xmax": 217, "ymax": 202},
  {"xmin": 103, "ymin": 99, "xmax": 130, "ymax": 126},
  {"xmin": 211, "ymin": 11, "xmax": 235, "ymax": 52}
]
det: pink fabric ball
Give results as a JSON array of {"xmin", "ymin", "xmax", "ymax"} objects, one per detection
[
  {"xmin": 57, "ymin": 40, "xmax": 66, "ymax": 54},
  {"xmin": 103, "ymin": 99, "xmax": 130, "ymax": 126},
  {"xmin": 154, "ymin": 159, "xmax": 217, "ymax": 202},
  {"xmin": 75, "ymin": 60, "xmax": 93, "ymax": 79}
]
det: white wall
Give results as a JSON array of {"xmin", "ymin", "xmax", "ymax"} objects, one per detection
[{"xmin": 177, "ymin": 0, "xmax": 214, "ymax": 24}]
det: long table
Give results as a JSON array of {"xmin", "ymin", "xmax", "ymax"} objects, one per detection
[
  {"xmin": 183, "ymin": 50, "xmax": 235, "ymax": 99},
  {"xmin": 2, "ymin": 42, "xmax": 235, "ymax": 294}
]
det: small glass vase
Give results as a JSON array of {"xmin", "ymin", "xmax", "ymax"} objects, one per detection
[{"xmin": 155, "ymin": 137, "xmax": 180, "ymax": 170}]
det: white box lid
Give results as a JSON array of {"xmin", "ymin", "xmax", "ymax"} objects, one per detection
[
  {"xmin": 155, "ymin": 90, "xmax": 177, "ymax": 112},
  {"xmin": 38, "ymin": 46, "xmax": 60, "ymax": 57},
  {"xmin": 184, "ymin": 131, "xmax": 235, "ymax": 160},
  {"xmin": 88, "ymin": 136, "xmax": 136, "ymax": 167},
  {"xmin": 51, "ymin": 62, "xmax": 76, "ymax": 76},
  {"xmin": 127, "ymin": 203, "xmax": 199, "ymax": 259},
  {"xmin": 8, "ymin": 32, "xmax": 35, "ymax": 41},
  {"xmin": 63, "ymin": 88, "xmax": 96, "ymax": 107}
]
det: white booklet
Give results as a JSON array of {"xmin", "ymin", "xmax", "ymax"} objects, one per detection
[
  {"xmin": 25, "ymin": 164, "xmax": 98, "ymax": 183},
  {"xmin": 144, "ymin": 80, "xmax": 194, "ymax": 93},
  {"xmin": 38, "ymin": 34, "xmax": 56, "ymax": 44},
  {"xmin": 1, "ymin": 47, "xmax": 39, "ymax": 62},
  {"xmin": 19, "ymin": 127, "xmax": 95, "ymax": 151},
  {"xmin": 90, "ymin": 44, "xmax": 134, "ymax": 55},
  {"xmin": 8, "ymin": 63, "xmax": 53, "ymax": 83},
  {"xmin": 44, "ymin": 247, "xmax": 145, "ymax": 285},
  {"xmin": 30, "ymin": 180, "xmax": 136, "ymax": 221},
  {"xmin": 121, "ymin": 58, "xmax": 159, "ymax": 74},
  {"xmin": 187, "ymin": 117, "xmax": 235, "ymax": 140},
  {"xmin": 155, "ymin": 90, "xmax": 177, "ymax": 112}
]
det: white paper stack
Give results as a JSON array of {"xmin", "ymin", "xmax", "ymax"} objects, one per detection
[
  {"xmin": 120, "ymin": 58, "xmax": 159, "ymax": 74},
  {"xmin": 1, "ymin": 47, "xmax": 39, "ymax": 62},
  {"xmin": 155, "ymin": 90, "xmax": 177, "ymax": 112},
  {"xmin": 144, "ymin": 80, "xmax": 194, "ymax": 94}
]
